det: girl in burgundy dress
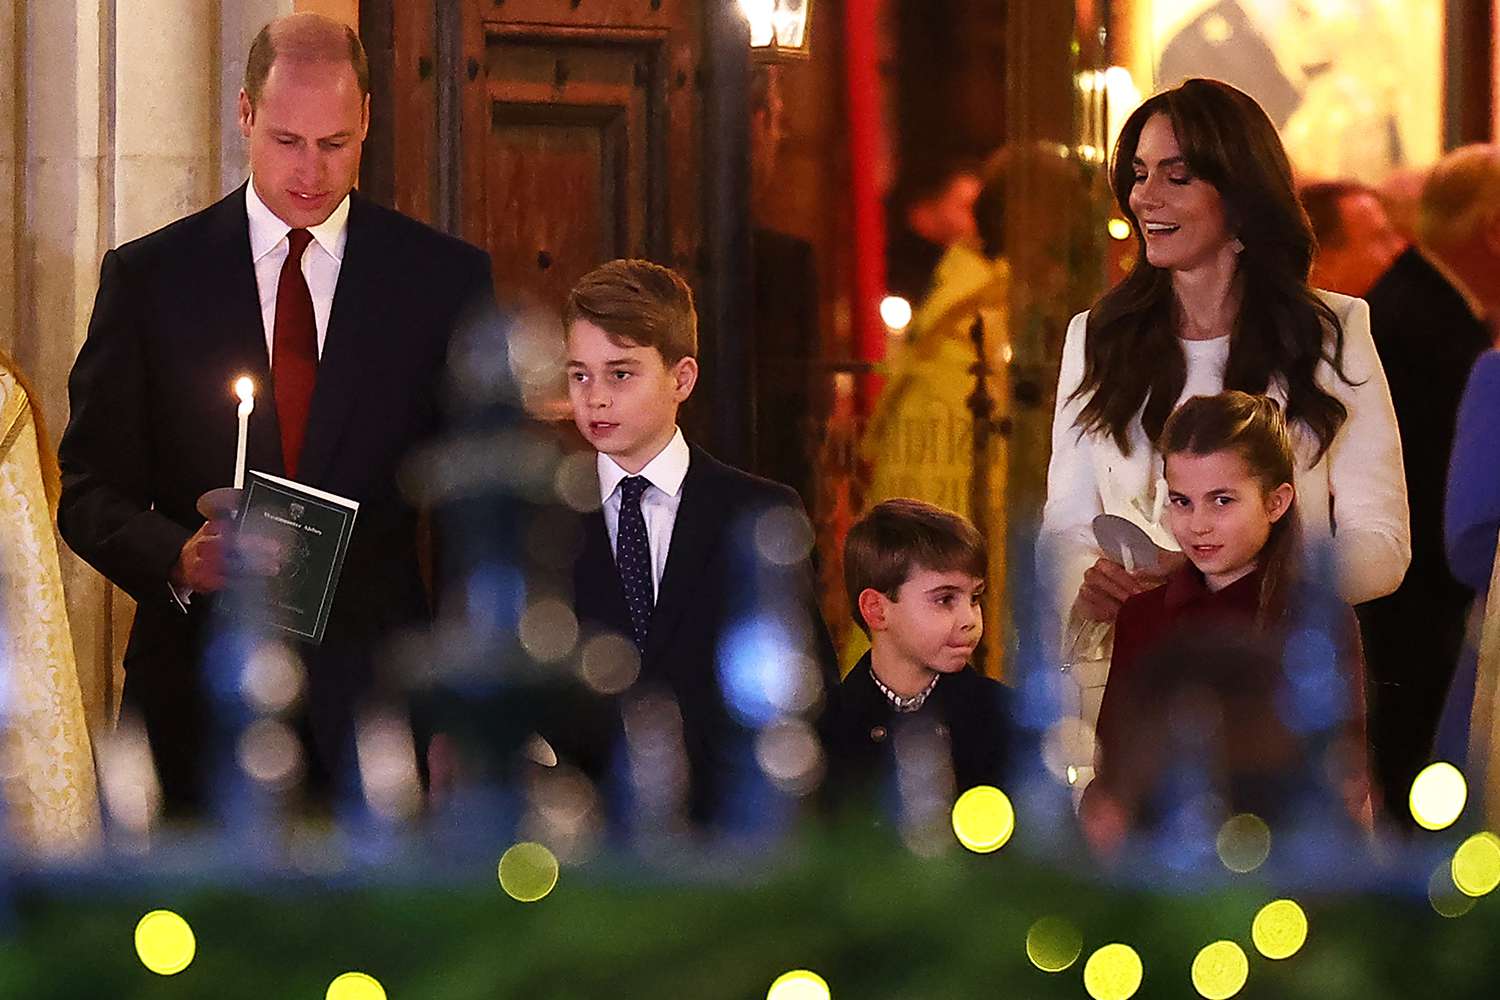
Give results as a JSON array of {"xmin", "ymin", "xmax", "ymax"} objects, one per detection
[{"xmin": 1083, "ymin": 391, "xmax": 1371, "ymax": 856}]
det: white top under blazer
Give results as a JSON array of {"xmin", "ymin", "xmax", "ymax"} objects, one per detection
[{"xmin": 1039, "ymin": 290, "xmax": 1411, "ymax": 619}]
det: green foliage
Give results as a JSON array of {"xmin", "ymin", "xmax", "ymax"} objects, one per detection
[{"xmin": 0, "ymin": 828, "xmax": 1494, "ymax": 999}]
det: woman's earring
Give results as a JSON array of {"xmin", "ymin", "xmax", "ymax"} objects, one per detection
[{"xmin": 1230, "ymin": 236, "xmax": 1245, "ymax": 254}]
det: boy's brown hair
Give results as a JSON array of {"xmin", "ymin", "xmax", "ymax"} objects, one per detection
[
  {"xmin": 564, "ymin": 259, "xmax": 698, "ymax": 363},
  {"xmin": 844, "ymin": 498, "xmax": 986, "ymax": 634}
]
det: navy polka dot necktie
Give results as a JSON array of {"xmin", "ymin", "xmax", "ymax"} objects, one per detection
[{"xmin": 616, "ymin": 476, "xmax": 654, "ymax": 648}]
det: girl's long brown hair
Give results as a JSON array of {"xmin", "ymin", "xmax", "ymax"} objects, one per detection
[
  {"xmin": 1162, "ymin": 392, "xmax": 1298, "ymax": 627},
  {"xmin": 1071, "ymin": 78, "xmax": 1355, "ymax": 460}
]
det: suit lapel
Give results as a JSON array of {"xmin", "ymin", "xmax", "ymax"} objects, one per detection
[
  {"xmin": 578, "ymin": 507, "xmax": 632, "ymax": 637},
  {"xmin": 204, "ymin": 185, "xmax": 284, "ymax": 476},
  {"xmin": 644, "ymin": 448, "xmax": 721, "ymax": 666},
  {"xmin": 297, "ymin": 194, "xmax": 381, "ymax": 485}
]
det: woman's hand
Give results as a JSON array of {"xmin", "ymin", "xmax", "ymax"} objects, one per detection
[{"xmin": 1075, "ymin": 554, "xmax": 1183, "ymax": 622}]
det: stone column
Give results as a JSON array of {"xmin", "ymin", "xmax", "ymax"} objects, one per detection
[
  {"xmin": 221, "ymin": 0, "xmax": 293, "ymax": 196},
  {"xmin": 1, "ymin": 2, "xmax": 19, "ymax": 357},
  {"xmin": 22, "ymin": 0, "xmax": 116, "ymax": 732},
  {"xmin": 113, "ymin": 1, "xmax": 218, "ymax": 243}
]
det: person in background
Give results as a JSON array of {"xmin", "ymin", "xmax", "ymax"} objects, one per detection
[
  {"xmin": 862, "ymin": 148, "xmax": 1011, "ymax": 526},
  {"xmin": 1302, "ymin": 180, "xmax": 1407, "ymax": 297},
  {"xmin": 1356, "ymin": 146, "xmax": 1500, "ymax": 823},
  {"xmin": 1437, "ymin": 349, "xmax": 1500, "ymax": 776},
  {"xmin": 884, "ymin": 160, "xmax": 983, "ymax": 303},
  {"xmin": 1085, "ymin": 392, "xmax": 1369, "ymax": 854}
]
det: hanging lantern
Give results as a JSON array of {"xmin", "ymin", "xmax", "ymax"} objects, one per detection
[{"xmin": 740, "ymin": 0, "xmax": 812, "ymax": 61}]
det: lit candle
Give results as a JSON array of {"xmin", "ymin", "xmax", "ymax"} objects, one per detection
[{"xmin": 233, "ymin": 376, "xmax": 255, "ymax": 489}]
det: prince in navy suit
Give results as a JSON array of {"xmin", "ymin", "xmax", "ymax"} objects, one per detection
[
  {"xmin": 560, "ymin": 259, "xmax": 836, "ymax": 828},
  {"xmin": 58, "ymin": 15, "xmax": 492, "ymax": 812}
]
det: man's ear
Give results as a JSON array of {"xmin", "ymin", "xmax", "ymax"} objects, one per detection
[
  {"xmin": 671, "ymin": 356, "xmax": 699, "ymax": 401},
  {"xmin": 238, "ymin": 88, "xmax": 254, "ymax": 137},
  {"xmin": 858, "ymin": 588, "xmax": 889, "ymax": 632},
  {"xmin": 1266, "ymin": 482, "xmax": 1295, "ymax": 524},
  {"xmin": 358, "ymin": 93, "xmax": 371, "ymax": 141}
]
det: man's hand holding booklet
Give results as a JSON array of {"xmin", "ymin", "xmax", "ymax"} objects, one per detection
[{"xmin": 233, "ymin": 471, "xmax": 359, "ymax": 645}]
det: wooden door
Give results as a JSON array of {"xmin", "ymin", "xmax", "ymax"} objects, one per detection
[{"xmin": 459, "ymin": 1, "xmax": 703, "ymax": 311}]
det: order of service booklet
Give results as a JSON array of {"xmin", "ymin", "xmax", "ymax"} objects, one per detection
[{"xmin": 235, "ymin": 470, "xmax": 359, "ymax": 645}]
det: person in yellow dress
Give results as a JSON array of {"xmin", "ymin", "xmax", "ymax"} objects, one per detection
[{"xmin": 0, "ymin": 355, "xmax": 100, "ymax": 855}]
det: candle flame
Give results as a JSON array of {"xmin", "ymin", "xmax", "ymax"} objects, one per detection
[{"xmin": 234, "ymin": 377, "xmax": 255, "ymax": 403}]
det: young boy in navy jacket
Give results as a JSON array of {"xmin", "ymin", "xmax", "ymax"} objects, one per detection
[
  {"xmin": 820, "ymin": 498, "xmax": 1012, "ymax": 804},
  {"xmin": 559, "ymin": 259, "xmax": 835, "ymax": 829}
]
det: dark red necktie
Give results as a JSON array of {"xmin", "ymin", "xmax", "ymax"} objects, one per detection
[{"xmin": 273, "ymin": 229, "xmax": 317, "ymax": 479}]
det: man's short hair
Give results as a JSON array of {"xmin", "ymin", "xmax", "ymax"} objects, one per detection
[
  {"xmin": 564, "ymin": 259, "xmax": 698, "ymax": 363},
  {"xmin": 244, "ymin": 14, "xmax": 370, "ymax": 107},
  {"xmin": 1300, "ymin": 180, "xmax": 1376, "ymax": 250},
  {"xmin": 844, "ymin": 498, "xmax": 986, "ymax": 634},
  {"xmin": 1419, "ymin": 144, "xmax": 1500, "ymax": 249}
]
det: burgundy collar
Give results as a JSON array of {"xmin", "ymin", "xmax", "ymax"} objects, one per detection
[{"xmin": 1160, "ymin": 563, "xmax": 1264, "ymax": 613}]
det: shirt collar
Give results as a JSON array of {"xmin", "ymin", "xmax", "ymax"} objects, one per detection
[
  {"xmin": 597, "ymin": 427, "xmax": 690, "ymax": 504},
  {"xmin": 245, "ymin": 176, "xmax": 351, "ymax": 264}
]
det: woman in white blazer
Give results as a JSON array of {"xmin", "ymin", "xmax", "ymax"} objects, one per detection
[{"xmin": 1040, "ymin": 79, "xmax": 1410, "ymax": 631}]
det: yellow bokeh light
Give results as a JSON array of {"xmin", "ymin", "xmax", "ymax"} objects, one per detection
[
  {"xmin": 1251, "ymin": 900, "xmax": 1307, "ymax": 960},
  {"xmin": 1083, "ymin": 943, "xmax": 1143, "ymax": 1000},
  {"xmin": 326, "ymin": 972, "xmax": 387, "ymax": 1000},
  {"xmin": 1429, "ymin": 862, "xmax": 1479, "ymax": 918},
  {"xmin": 1107, "ymin": 218, "xmax": 1133, "ymax": 240},
  {"xmin": 1026, "ymin": 916, "xmax": 1083, "ymax": 973},
  {"xmin": 1451, "ymin": 831, "xmax": 1500, "ymax": 897},
  {"xmin": 951, "ymin": 785, "xmax": 1015, "ymax": 854},
  {"xmin": 766, "ymin": 969, "xmax": 830, "ymax": 1000},
  {"xmin": 134, "ymin": 909, "xmax": 196, "ymax": 976},
  {"xmin": 1215, "ymin": 814, "xmax": 1271, "ymax": 874},
  {"xmin": 1409, "ymin": 762, "xmax": 1467, "ymax": 831},
  {"xmin": 498, "ymin": 841, "xmax": 560, "ymax": 902},
  {"xmin": 1191, "ymin": 941, "xmax": 1249, "ymax": 999}
]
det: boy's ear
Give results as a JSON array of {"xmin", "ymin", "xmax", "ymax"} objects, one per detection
[
  {"xmin": 1266, "ymin": 482, "xmax": 1295, "ymax": 524},
  {"xmin": 670, "ymin": 356, "xmax": 699, "ymax": 401},
  {"xmin": 857, "ymin": 588, "xmax": 890, "ymax": 632}
]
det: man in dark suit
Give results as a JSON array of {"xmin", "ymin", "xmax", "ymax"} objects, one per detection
[
  {"xmin": 58, "ymin": 14, "xmax": 492, "ymax": 814},
  {"xmin": 1356, "ymin": 146, "xmax": 1499, "ymax": 824},
  {"xmin": 559, "ymin": 260, "xmax": 836, "ymax": 830}
]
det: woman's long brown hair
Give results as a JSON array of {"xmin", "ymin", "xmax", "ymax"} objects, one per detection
[
  {"xmin": 1071, "ymin": 78, "xmax": 1355, "ymax": 460},
  {"xmin": 1162, "ymin": 392, "xmax": 1299, "ymax": 627}
]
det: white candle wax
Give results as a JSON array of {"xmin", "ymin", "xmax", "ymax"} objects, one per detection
[{"xmin": 233, "ymin": 377, "xmax": 255, "ymax": 489}]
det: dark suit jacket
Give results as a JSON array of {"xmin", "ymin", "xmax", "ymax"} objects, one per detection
[
  {"xmin": 567, "ymin": 442, "xmax": 836, "ymax": 828},
  {"xmin": 1358, "ymin": 247, "xmax": 1491, "ymax": 808},
  {"xmin": 58, "ymin": 185, "xmax": 492, "ymax": 808},
  {"xmin": 819, "ymin": 651, "xmax": 1012, "ymax": 808}
]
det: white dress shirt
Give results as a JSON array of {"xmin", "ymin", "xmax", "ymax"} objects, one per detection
[
  {"xmin": 245, "ymin": 178, "xmax": 350, "ymax": 360},
  {"xmin": 598, "ymin": 428, "xmax": 691, "ymax": 597},
  {"xmin": 1039, "ymin": 290, "xmax": 1411, "ymax": 619},
  {"xmin": 171, "ymin": 182, "xmax": 352, "ymax": 611}
]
